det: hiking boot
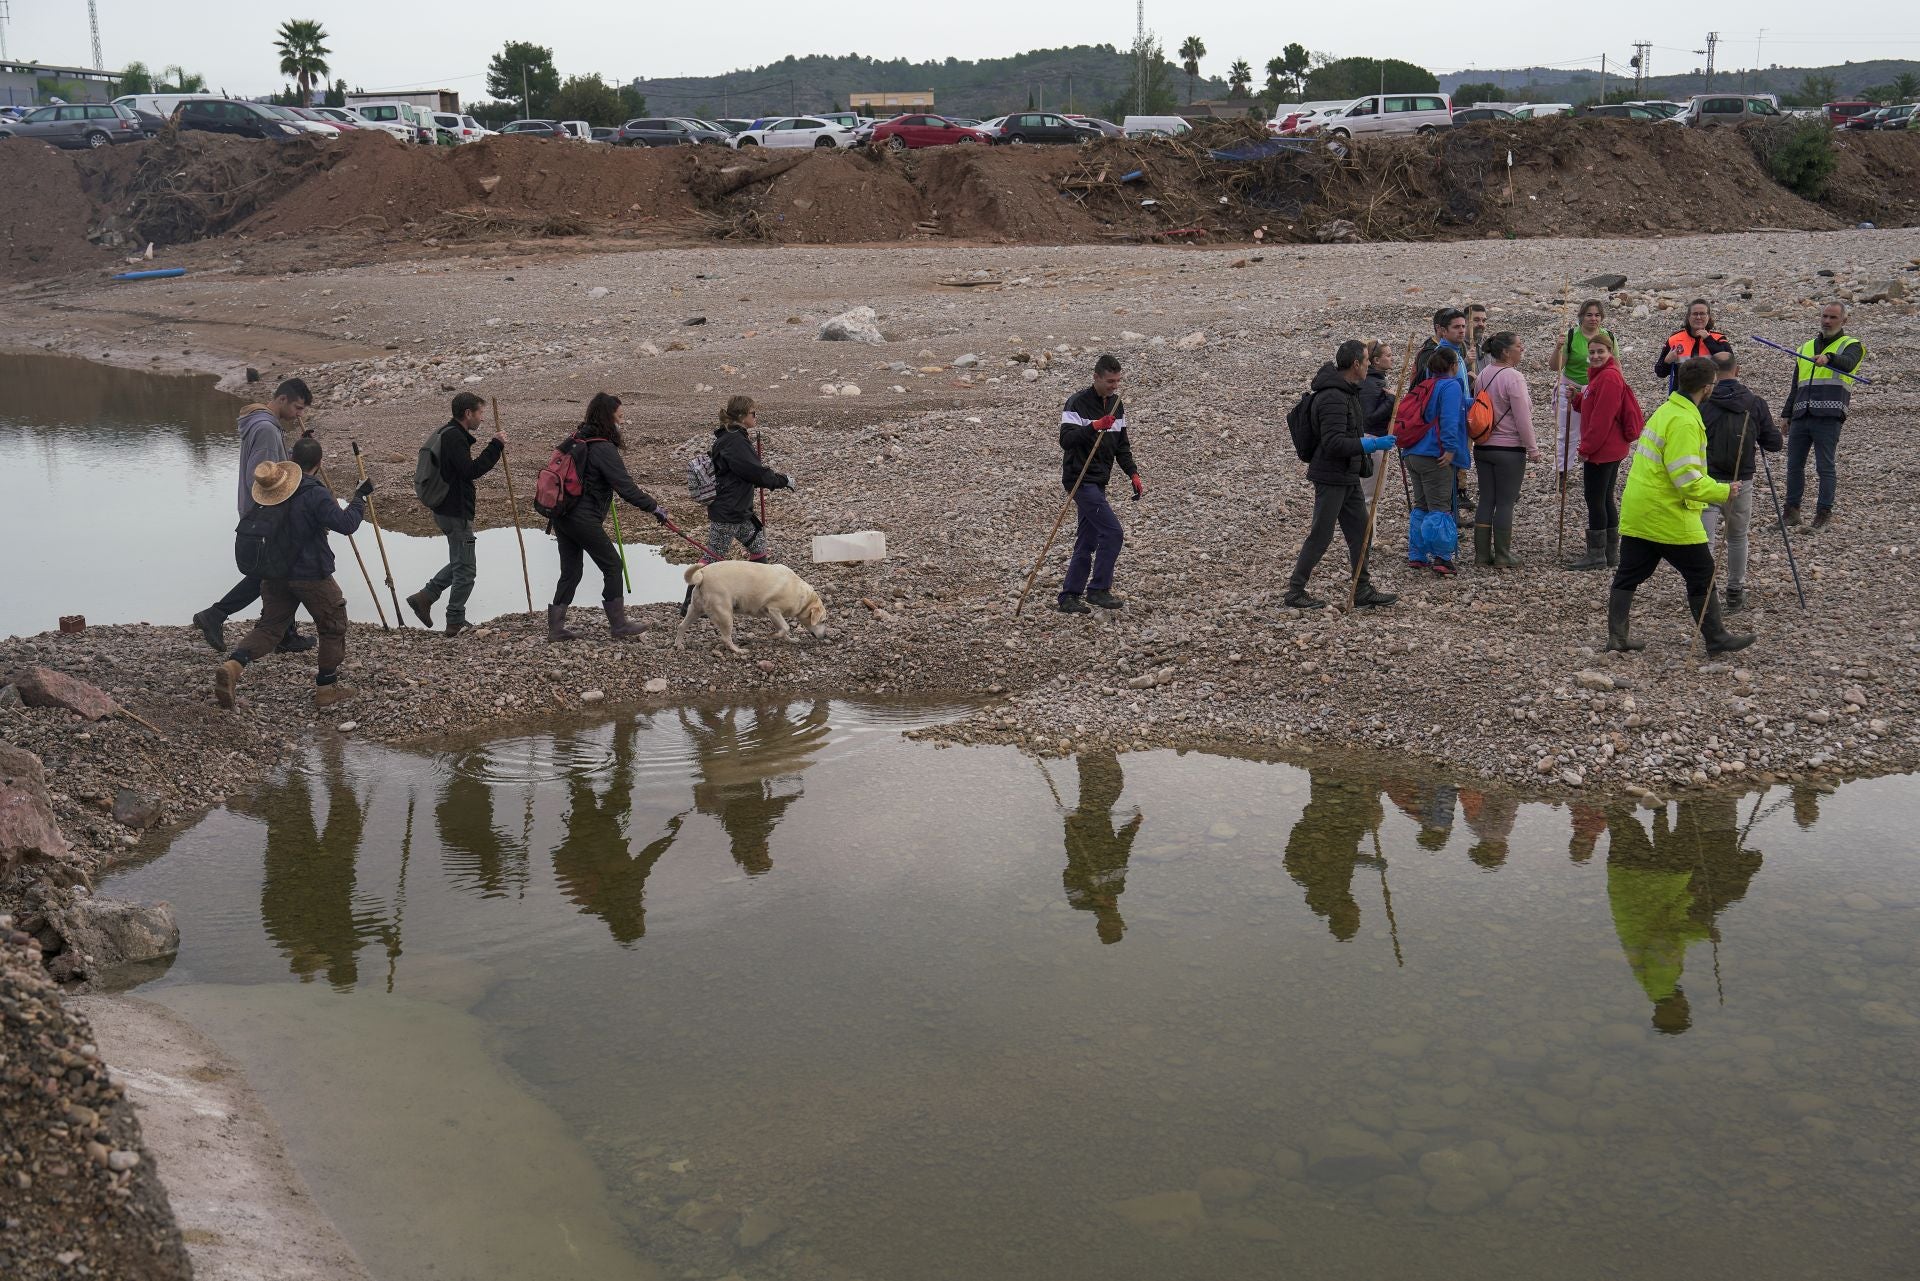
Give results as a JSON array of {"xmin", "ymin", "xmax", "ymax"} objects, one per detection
[
  {"xmin": 1693, "ymin": 593, "xmax": 1754, "ymax": 655},
  {"xmin": 444, "ymin": 619, "xmax": 469, "ymax": 638},
  {"xmin": 1566, "ymin": 529, "xmax": 1607, "ymax": 571},
  {"xmin": 1353, "ymin": 584, "xmax": 1397, "ymax": 608},
  {"xmin": 313, "ymin": 682, "xmax": 357, "ymax": 709},
  {"xmin": 1086, "ymin": 589, "xmax": 1125, "ymax": 610},
  {"xmin": 546, "ymin": 604, "xmax": 578, "ymax": 643},
  {"xmin": 1811, "ymin": 510, "xmax": 1833, "ymax": 531},
  {"xmin": 192, "ymin": 609, "xmax": 227, "ymax": 652},
  {"xmin": 1056, "ymin": 594, "xmax": 1092, "ymax": 615},
  {"xmin": 213, "ymin": 659, "xmax": 243, "ymax": 709},
  {"xmin": 275, "ymin": 629, "xmax": 317, "ymax": 654},
  {"xmin": 1606, "ymin": 589, "xmax": 1646, "ymax": 652},
  {"xmin": 1724, "ymin": 587, "xmax": 1746, "ymax": 612},
  {"xmin": 1605, "ymin": 526, "xmax": 1621, "ymax": 567},
  {"xmin": 603, "ymin": 597, "xmax": 645, "ymax": 639},
  {"xmin": 1473, "ymin": 524, "xmax": 1494, "ymax": 567},
  {"xmin": 1283, "ymin": 588, "xmax": 1326, "ymax": 609},
  {"xmin": 406, "ymin": 591, "xmax": 435, "ymax": 628},
  {"xmin": 1430, "ymin": 559, "xmax": 1457, "ymax": 578},
  {"xmin": 1783, "ymin": 505, "xmax": 1801, "ymax": 527},
  {"xmin": 1492, "ymin": 525, "xmax": 1521, "ymax": 568}
]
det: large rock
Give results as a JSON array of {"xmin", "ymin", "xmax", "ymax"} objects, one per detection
[
  {"xmin": 817, "ymin": 306, "xmax": 884, "ymax": 344},
  {"xmin": 0, "ymin": 744, "xmax": 73, "ymax": 870},
  {"xmin": 1578, "ymin": 273, "xmax": 1628, "ymax": 290},
  {"xmin": 6, "ymin": 666, "xmax": 121, "ymax": 721},
  {"xmin": 1108, "ymin": 1190, "xmax": 1206, "ymax": 1240},
  {"xmin": 1305, "ymin": 1123, "xmax": 1406, "ymax": 1182},
  {"xmin": 46, "ymin": 894, "xmax": 179, "ymax": 980}
]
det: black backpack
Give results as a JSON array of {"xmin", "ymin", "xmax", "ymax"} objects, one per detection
[
  {"xmin": 414, "ymin": 423, "xmax": 454, "ymax": 510},
  {"xmin": 1287, "ymin": 389, "xmax": 1320, "ymax": 463},
  {"xmin": 234, "ymin": 499, "xmax": 297, "ymax": 579}
]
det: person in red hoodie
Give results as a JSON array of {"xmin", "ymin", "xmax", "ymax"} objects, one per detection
[{"xmin": 1565, "ymin": 332, "xmax": 1644, "ymax": 571}]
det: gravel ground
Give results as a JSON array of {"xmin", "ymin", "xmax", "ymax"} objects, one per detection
[{"xmin": 5, "ymin": 229, "xmax": 1919, "ymax": 814}]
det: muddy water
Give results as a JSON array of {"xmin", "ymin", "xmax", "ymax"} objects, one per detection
[
  {"xmin": 103, "ymin": 702, "xmax": 1920, "ymax": 1280},
  {"xmin": 0, "ymin": 352, "xmax": 677, "ymax": 638}
]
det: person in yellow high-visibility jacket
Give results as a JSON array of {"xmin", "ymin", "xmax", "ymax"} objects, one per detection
[{"xmin": 1607, "ymin": 356, "xmax": 1755, "ymax": 654}]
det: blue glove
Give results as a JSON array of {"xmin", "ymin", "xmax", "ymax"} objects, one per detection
[{"xmin": 1362, "ymin": 434, "xmax": 1396, "ymax": 453}]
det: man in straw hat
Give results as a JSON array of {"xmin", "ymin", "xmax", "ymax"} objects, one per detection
[{"xmin": 215, "ymin": 436, "xmax": 373, "ymax": 710}]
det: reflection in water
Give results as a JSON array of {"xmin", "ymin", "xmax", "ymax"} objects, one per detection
[
  {"xmin": 551, "ymin": 718, "xmax": 666, "ymax": 945},
  {"xmin": 1461, "ymin": 789, "xmax": 1518, "ymax": 869},
  {"xmin": 1386, "ymin": 779, "xmax": 1460, "ymax": 850},
  {"xmin": 0, "ymin": 351, "xmax": 239, "ymax": 452},
  {"xmin": 684, "ymin": 702, "xmax": 831, "ymax": 876},
  {"xmin": 1284, "ymin": 769, "xmax": 1381, "ymax": 942},
  {"xmin": 1060, "ymin": 751, "xmax": 1143, "ymax": 944},
  {"xmin": 438, "ymin": 752, "xmax": 530, "ymax": 901},
  {"xmin": 1606, "ymin": 797, "xmax": 1763, "ymax": 1035}
]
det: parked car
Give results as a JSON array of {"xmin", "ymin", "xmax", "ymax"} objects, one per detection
[
  {"xmin": 1822, "ymin": 100, "xmax": 1878, "ymax": 125},
  {"xmin": 1450, "ymin": 107, "xmax": 1517, "ymax": 123},
  {"xmin": 1273, "ymin": 101, "xmax": 1354, "ymax": 135},
  {"xmin": 1065, "ymin": 114, "xmax": 1124, "ymax": 138},
  {"xmin": 1846, "ymin": 104, "xmax": 1914, "ymax": 130},
  {"xmin": 557, "ymin": 120, "xmax": 596, "ymax": 142},
  {"xmin": 259, "ymin": 104, "xmax": 338, "ymax": 137},
  {"xmin": 0, "ymin": 105, "xmax": 28, "ymax": 121},
  {"xmin": 730, "ymin": 117, "xmax": 855, "ymax": 148},
  {"xmin": 713, "ymin": 118, "xmax": 757, "ymax": 134},
  {"xmin": 431, "ymin": 112, "xmax": 486, "ymax": 143},
  {"xmin": 995, "ymin": 112, "xmax": 1098, "ymax": 144},
  {"xmin": 679, "ymin": 118, "xmax": 733, "ymax": 137},
  {"xmin": 1581, "ymin": 103, "xmax": 1664, "ymax": 120},
  {"xmin": 350, "ymin": 101, "xmax": 432, "ymax": 143},
  {"xmin": 1319, "ymin": 93, "xmax": 1453, "ymax": 139},
  {"xmin": 1121, "ymin": 114, "xmax": 1192, "ymax": 138},
  {"xmin": 0, "ymin": 101, "xmax": 145, "ymax": 148},
  {"xmin": 615, "ymin": 117, "xmax": 728, "ymax": 146},
  {"xmin": 173, "ymin": 98, "xmax": 307, "ymax": 141},
  {"xmin": 1508, "ymin": 103, "xmax": 1572, "ymax": 120},
  {"xmin": 869, "ymin": 114, "xmax": 992, "ymax": 149},
  {"xmin": 112, "ymin": 92, "xmax": 222, "ymax": 123},
  {"xmin": 287, "ymin": 106, "xmax": 354, "ymax": 132},
  {"xmin": 500, "ymin": 119, "xmax": 570, "ymax": 139},
  {"xmin": 817, "ymin": 111, "xmax": 865, "ymax": 130},
  {"xmin": 1628, "ymin": 100, "xmax": 1686, "ymax": 118},
  {"xmin": 1672, "ymin": 94, "xmax": 1782, "ymax": 127}
]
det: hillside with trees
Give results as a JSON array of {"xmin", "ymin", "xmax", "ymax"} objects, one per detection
[{"xmin": 1442, "ymin": 58, "xmax": 1920, "ymax": 107}]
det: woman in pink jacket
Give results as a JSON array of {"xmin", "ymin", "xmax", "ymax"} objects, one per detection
[{"xmin": 1472, "ymin": 332, "xmax": 1540, "ymax": 568}]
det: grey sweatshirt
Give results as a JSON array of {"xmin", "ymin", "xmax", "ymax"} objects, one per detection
[{"xmin": 235, "ymin": 406, "xmax": 289, "ymax": 515}]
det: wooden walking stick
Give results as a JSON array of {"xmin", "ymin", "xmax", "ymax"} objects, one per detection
[
  {"xmin": 1693, "ymin": 411, "xmax": 1751, "ymax": 655},
  {"xmin": 1554, "ymin": 280, "xmax": 1576, "ymax": 560},
  {"xmin": 490, "ymin": 399, "xmax": 534, "ymax": 614},
  {"xmin": 351, "ymin": 441, "xmax": 407, "ymax": 627},
  {"xmin": 316, "ymin": 463, "xmax": 389, "ymax": 629},
  {"xmin": 1350, "ymin": 335, "xmax": 1421, "ymax": 608},
  {"xmin": 1014, "ymin": 395, "xmax": 1115, "ymax": 617}
]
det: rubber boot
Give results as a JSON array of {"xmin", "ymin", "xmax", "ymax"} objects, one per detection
[
  {"xmin": 1566, "ymin": 529, "xmax": 1606, "ymax": 571},
  {"xmin": 1473, "ymin": 523, "xmax": 1494, "ymax": 567},
  {"xmin": 406, "ymin": 590, "xmax": 435, "ymax": 628},
  {"xmin": 213, "ymin": 658, "xmax": 244, "ymax": 709},
  {"xmin": 1493, "ymin": 525, "xmax": 1521, "ymax": 568},
  {"xmin": 546, "ymin": 603, "xmax": 578, "ymax": 643},
  {"xmin": 192, "ymin": 609, "xmax": 227, "ymax": 652},
  {"xmin": 1605, "ymin": 526, "xmax": 1621, "ymax": 568},
  {"xmin": 1606, "ymin": 590, "xmax": 1645, "ymax": 652},
  {"xmin": 1694, "ymin": 593, "xmax": 1754, "ymax": 655},
  {"xmin": 1782, "ymin": 505, "xmax": 1801, "ymax": 527},
  {"xmin": 603, "ymin": 597, "xmax": 645, "ymax": 639}
]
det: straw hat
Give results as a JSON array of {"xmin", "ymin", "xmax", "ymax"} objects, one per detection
[{"xmin": 250, "ymin": 460, "xmax": 301, "ymax": 506}]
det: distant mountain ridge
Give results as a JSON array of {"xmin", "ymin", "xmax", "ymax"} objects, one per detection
[{"xmin": 1437, "ymin": 58, "xmax": 1920, "ymax": 103}]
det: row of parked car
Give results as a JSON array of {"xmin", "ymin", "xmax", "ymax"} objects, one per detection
[
  {"xmin": 486, "ymin": 110, "xmax": 1192, "ymax": 151},
  {"xmin": 0, "ymin": 93, "xmax": 495, "ymax": 148}
]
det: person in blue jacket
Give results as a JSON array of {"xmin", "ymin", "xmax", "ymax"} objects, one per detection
[{"xmin": 1403, "ymin": 346, "xmax": 1472, "ymax": 575}]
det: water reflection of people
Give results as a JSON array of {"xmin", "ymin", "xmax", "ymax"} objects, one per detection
[
  {"xmin": 1460, "ymin": 790, "xmax": 1518, "ymax": 869},
  {"xmin": 1386, "ymin": 780, "xmax": 1457, "ymax": 850},
  {"xmin": 550, "ymin": 719, "xmax": 670, "ymax": 945},
  {"xmin": 251, "ymin": 740, "xmax": 375, "ymax": 990},
  {"xmin": 1605, "ymin": 797, "xmax": 1762, "ymax": 1034},
  {"xmin": 1284, "ymin": 770, "xmax": 1382, "ymax": 942},
  {"xmin": 1062, "ymin": 751, "xmax": 1143, "ymax": 944},
  {"xmin": 1567, "ymin": 802, "xmax": 1607, "ymax": 863},
  {"xmin": 437, "ymin": 755, "xmax": 528, "ymax": 900},
  {"xmin": 683, "ymin": 702, "xmax": 830, "ymax": 876}
]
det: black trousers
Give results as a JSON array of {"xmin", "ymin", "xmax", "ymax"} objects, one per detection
[
  {"xmin": 1611, "ymin": 535, "xmax": 1715, "ymax": 597},
  {"xmin": 552, "ymin": 513, "xmax": 624, "ymax": 605},
  {"xmin": 1288, "ymin": 482, "xmax": 1369, "ymax": 592},
  {"xmin": 1582, "ymin": 460, "xmax": 1623, "ymax": 531}
]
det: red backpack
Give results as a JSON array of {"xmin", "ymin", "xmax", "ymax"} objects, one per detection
[
  {"xmin": 532, "ymin": 435, "xmax": 605, "ymax": 520},
  {"xmin": 1391, "ymin": 380, "xmax": 1438, "ymax": 449}
]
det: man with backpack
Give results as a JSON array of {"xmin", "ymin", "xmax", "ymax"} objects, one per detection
[
  {"xmin": 405, "ymin": 392, "xmax": 505, "ymax": 638},
  {"xmin": 1285, "ymin": 341, "xmax": 1399, "ymax": 608},
  {"xmin": 192, "ymin": 378, "xmax": 317, "ymax": 654},
  {"xmin": 1700, "ymin": 353, "xmax": 1781, "ymax": 611},
  {"xmin": 1056, "ymin": 354, "xmax": 1143, "ymax": 614},
  {"xmin": 214, "ymin": 436, "xmax": 373, "ymax": 710}
]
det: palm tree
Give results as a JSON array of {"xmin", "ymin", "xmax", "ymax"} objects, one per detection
[
  {"xmin": 1264, "ymin": 55, "xmax": 1286, "ymax": 99},
  {"xmin": 160, "ymin": 65, "xmax": 207, "ymax": 93},
  {"xmin": 1178, "ymin": 36, "xmax": 1207, "ymax": 104},
  {"xmin": 1893, "ymin": 71, "xmax": 1920, "ymax": 101},
  {"xmin": 1228, "ymin": 59, "xmax": 1253, "ymax": 100},
  {"xmin": 274, "ymin": 20, "xmax": 332, "ymax": 103}
]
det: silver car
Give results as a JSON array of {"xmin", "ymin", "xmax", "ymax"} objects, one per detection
[{"xmin": 0, "ymin": 102, "xmax": 146, "ymax": 148}]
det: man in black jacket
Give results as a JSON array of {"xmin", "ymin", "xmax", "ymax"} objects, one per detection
[
  {"xmin": 407, "ymin": 392, "xmax": 505, "ymax": 637},
  {"xmin": 1285, "ymin": 341, "xmax": 1399, "ymax": 609},
  {"xmin": 1056, "ymin": 354, "xmax": 1142, "ymax": 614},
  {"xmin": 1700, "ymin": 353, "xmax": 1782, "ymax": 612}
]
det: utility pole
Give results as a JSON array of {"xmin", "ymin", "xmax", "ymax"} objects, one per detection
[
  {"xmin": 87, "ymin": 0, "xmax": 104, "ymax": 71},
  {"xmin": 1598, "ymin": 52, "xmax": 1607, "ymax": 103},
  {"xmin": 1632, "ymin": 41, "xmax": 1650, "ymax": 97},
  {"xmin": 521, "ymin": 65, "xmax": 530, "ymax": 119},
  {"xmin": 0, "ymin": 0, "xmax": 11, "ymax": 62},
  {"xmin": 1135, "ymin": 0, "xmax": 1145, "ymax": 115},
  {"xmin": 1703, "ymin": 31, "xmax": 1719, "ymax": 90}
]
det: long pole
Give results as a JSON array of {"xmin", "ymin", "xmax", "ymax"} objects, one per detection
[
  {"xmin": 1369, "ymin": 822, "xmax": 1403, "ymax": 968},
  {"xmin": 1350, "ymin": 334, "xmax": 1420, "ymax": 608},
  {"xmin": 609, "ymin": 500, "xmax": 632, "ymax": 593},
  {"xmin": 754, "ymin": 430, "xmax": 768, "ymax": 526},
  {"xmin": 316, "ymin": 463, "xmax": 388, "ymax": 629},
  {"xmin": 1693, "ymin": 411, "xmax": 1750, "ymax": 654},
  {"xmin": 490, "ymin": 399, "xmax": 534, "ymax": 614},
  {"xmin": 1756, "ymin": 446, "xmax": 1808, "ymax": 609},
  {"xmin": 351, "ymin": 441, "xmax": 407, "ymax": 627},
  {"xmin": 1014, "ymin": 396, "xmax": 1114, "ymax": 617},
  {"xmin": 1554, "ymin": 281, "xmax": 1575, "ymax": 560}
]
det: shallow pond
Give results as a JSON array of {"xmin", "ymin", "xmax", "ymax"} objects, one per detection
[
  {"xmin": 0, "ymin": 353, "xmax": 678, "ymax": 638},
  {"xmin": 103, "ymin": 701, "xmax": 1920, "ymax": 1280}
]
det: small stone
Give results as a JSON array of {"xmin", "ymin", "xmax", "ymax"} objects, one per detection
[
  {"xmin": 110, "ymin": 789, "xmax": 163, "ymax": 831},
  {"xmin": 106, "ymin": 1150, "xmax": 140, "ymax": 1172},
  {"xmin": 1306, "ymin": 1124, "xmax": 1405, "ymax": 1181},
  {"xmin": 1195, "ymin": 1167, "xmax": 1259, "ymax": 1206},
  {"xmin": 587, "ymin": 286, "xmax": 610, "ymax": 299},
  {"xmin": 735, "ymin": 1207, "xmax": 785, "ymax": 1251},
  {"xmin": 1843, "ymin": 892, "xmax": 1881, "ymax": 911},
  {"xmin": 336, "ymin": 721, "xmax": 358, "ymax": 732},
  {"xmin": 1108, "ymin": 1190, "xmax": 1206, "ymax": 1240},
  {"xmin": 1574, "ymin": 670, "xmax": 1615, "ymax": 691},
  {"xmin": 1843, "ymin": 687, "xmax": 1868, "ymax": 708},
  {"xmin": 581, "ymin": 689, "xmax": 606, "ymax": 704},
  {"xmin": 1371, "ymin": 1174, "xmax": 1427, "ymax": 1215},
  {"xmin": 1426, "ymin": 1175, "xmax": 1489, "ymax": 1215},
  {"xmin": 1174, "ymin": 330, "xmax": 1207, "ymax": 351},
  {"xmin": 644, "ymin": 678, "xmax": 669, "ymax": 694}
]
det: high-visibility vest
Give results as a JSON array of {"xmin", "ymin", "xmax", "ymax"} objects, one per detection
[
  {"xmin": 1791, "ymin": 333, "xmax": 1864, "ymax": 420},
  {"xmin": 1620, "ymin": 394, "xmax": 1729, "ymax": 545}
]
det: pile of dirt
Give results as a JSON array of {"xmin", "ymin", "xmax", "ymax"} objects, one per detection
[
  {"xmin": 83, "ymin": 130, "xmax": 340, "ymax": 246},
  {"xmin": 240, "ymin": 129, "xmax": 471, "ymax": 238},
  {"xmin": 916, "ymin": 144, "xmax": 1095, "ymax": 240},
  {"xmin": 0, "ymin": 142, "xmax": 113, "ymax": 279},
  {"xmin": 727, "ymin": 148, "xmax": 926, "ymax": 242},
  {"xmin": 1816, "ymin": 130, "xmax": 1920, "ymax": 227}
]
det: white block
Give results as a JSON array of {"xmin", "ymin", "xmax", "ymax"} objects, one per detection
[{"xmin": 811, "ymin": 530, "xmax": 887, "ymax": 563}]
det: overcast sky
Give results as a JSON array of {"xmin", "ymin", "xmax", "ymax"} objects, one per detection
[{"xmin": 10, "ymin": 2, "xmax": 1914, "ymax": 97}]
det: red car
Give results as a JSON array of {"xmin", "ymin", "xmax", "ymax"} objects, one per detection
[{"xmin": 868, "ymin": 114, "xmax": 992, "ymax": 150}]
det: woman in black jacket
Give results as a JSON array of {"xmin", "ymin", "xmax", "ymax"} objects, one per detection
[
  {"xmin": 1357, "ymin": 340, "xmax": 1398, "ymax": 435},
  {"xmin": 548, "ymin": 392, "xmax": 667, "ymax": 642},
  {"xmin": 704, "ymin": 397, "xmax": 792, "ymax": 564}
]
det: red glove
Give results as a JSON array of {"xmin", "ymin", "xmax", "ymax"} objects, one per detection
[
  {"xmin": 1130, "ymin": 473, "xmax": 1145, "ymax": 501},
  {"xmin": 1092, "ymin": 414, "xmax": 1116, "ymax": 431}
]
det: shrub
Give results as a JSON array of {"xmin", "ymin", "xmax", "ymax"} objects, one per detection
[{"xmin": 1762, "ymin": 120, "xmax": 1837, "ymax": 200}]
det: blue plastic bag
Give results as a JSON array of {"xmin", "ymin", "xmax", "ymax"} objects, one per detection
[{"xmin": 1419, "ymin": 511, "xmax": 1459, "ymax": 562}]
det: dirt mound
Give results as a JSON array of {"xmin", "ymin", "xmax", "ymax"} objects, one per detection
[
  {"xmin": 1817, "ymin": 130, "xmax": 1920, "ymax": 227},
  {"xmin": 0, "ymin": 142, "xmax": 108, "ymax": 278},
  {"xmin": 85, "ymin": 130, "xmax": 340, "ymax": 245},
  {"xmin": 916, "ymin": 145, "xmax": 1099, "ymax": 240},
  {"xmin": 726, "ymin": 148, "xmax": 926, "ymax": 242}
]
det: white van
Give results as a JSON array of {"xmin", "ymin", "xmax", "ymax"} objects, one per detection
[
  {"xmin": 1320, "ymin": 93, "xmax": 1453, "ymax": 138},
  {"xmin": 1121, "ymin": 114, "xmax": 1191, "ymax": 138},
  {"xmin": 349, "ymin": 100, "xmax": 429, "ymax": 143},
  {"xmin": 112, "ymin": 92, "xmax": 221, "ymax": 123}
]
